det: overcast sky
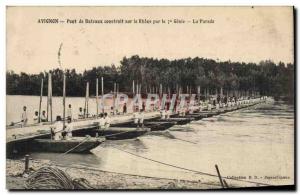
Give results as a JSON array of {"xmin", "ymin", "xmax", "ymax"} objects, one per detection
[{"xmin": 7, "ymin": 6, "xmax": 294, "ymax": 74}]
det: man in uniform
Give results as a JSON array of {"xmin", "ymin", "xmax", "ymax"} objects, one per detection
[
  {"xmin": 104, "ymin": 112, "xmax": 111, "ymax": 128},
  {"xmin": 21, "ymin": 106, "xmax": 28, "ymax": 127},
  {"xmin": 64, "ymin": 117, "xmax": 73, "ymax": 140},
  {"xmin": 33, "ymin": 111, "xmax": 39, "ymax": 123},
  {"xmin": 78, "ymin": 107, "xmax": 84, "ymax": 119},
  {"xmin": 51, "ymin": 116, "xmax": 63, "ymax": 140},
  {"xmin": 98, "ymin": 113, "xmax": 106, "ymax": 130},
  {"xmin": 67, "ymin": 104, "xmax": 73, "ymax": 121}
]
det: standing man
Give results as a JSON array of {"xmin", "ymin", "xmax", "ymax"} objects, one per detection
[
  {"xmin": 78, "ymin": 107, "xmax": 84, "ymax": 119},
  {"xmin": 98, "ymin": 113, "xmax": 106, "ymax": 130},
  {"xmin": 67, "ymin": 104, "xmax": 73, "ymax": 121},
  {"xmin": 21, "ymin": 106, "xmax": 28, "ymax": 127},
  {"xmin": 51, "ymin": 116, "xmax": 64, "ymax": 140},
  {"xmin": 64, "ymin": 117, "xmax": 73, "ymax": 140},
  {"xmin": 104, "ymin": 112, "xmax": 111, "ymax": 128},
  {"xmin": 123, "ymin": 103, "xmax": 127, "ymax": 114},
  {"xmin": 138, "ymin": 109, "xmax": 145, "ymax": 128}
]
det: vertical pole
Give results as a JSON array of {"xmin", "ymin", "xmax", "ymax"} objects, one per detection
[
  {"xmin": 47, "ymin": 73, "xmax": 52, "ymax": 122},
  {"xmin": 132, "ymin": 80, "xmax": 135, "ymax": 95},
  {"xmin": 159, "ymin": 84, "xmax": 162, "ymax": 98},
  {"xmin": 96, "ymin": 78, "xmax": 99, "ymax": 118},
  {"xmin": 62, "ymin": 73, "xmax": 66, "ymax": 129},
  {"xmin": 47, "ymin": 74, "xmax": 50, "ymax": 121},
  {"xmin": 101, "ymin": 77, "xmax": 104, "ymax": 113},
  {"xmin": 38, "ymin": 78, "xmax": 43, "ymax": 123},
  {"xmin": 50, "ymin": 75, "xmax": 53, "ymax": 122},
  {"xmin": 113, "ymin": 82, "xmax": 116, "ymax": 114},
  {"xmin": 86, "ymin": 82, "xmax": 89, "ymax": 117},
  {"xmin": 139, "ymin": 84, "xmax": 141, "ymax": 96},
  {"xmin": 197, "ymin": 86, "xmax": 200, "ymax": 102},
  {"xmin": 25, "ymin": 154, "xmax": 30, "ymax": 173},
  {"xmin": 84, "ymin": 89, "xmax": 87, "ymax": 118}
]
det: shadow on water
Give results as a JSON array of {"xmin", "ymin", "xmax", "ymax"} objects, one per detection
[{"xmin": 145, "ymin": 130, "xmax": 177, "ymax": 139}]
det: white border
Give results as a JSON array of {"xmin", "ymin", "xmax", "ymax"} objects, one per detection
[{"xmin": 1, "ymin": 0, "xmax": 298, "ymax": 195}]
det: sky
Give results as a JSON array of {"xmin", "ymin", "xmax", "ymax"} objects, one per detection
[{"xmin": 7, "ymin": 6, "xmax": 294, "ymax": 74}]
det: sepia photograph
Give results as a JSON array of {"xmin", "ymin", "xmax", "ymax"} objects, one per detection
[{"xmin": 5, "ymin": 6, "xmax": 295, "ymax": 190}]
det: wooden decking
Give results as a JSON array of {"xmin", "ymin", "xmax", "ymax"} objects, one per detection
[{"xmin": 6, "ymin": 111, "xmax": 160, "ymax": 143}]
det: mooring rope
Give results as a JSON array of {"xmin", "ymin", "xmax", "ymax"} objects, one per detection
[
  {"xmin": 24, "ymin": 166, "xmax": 95, "ymax": 189},
  {"xmin": 111, "ymin": 146, "xmax": 272, "ymax": 187},
  {"xmin": 57, "ymin": 137, "xmax": 91, "ymax": 157}
]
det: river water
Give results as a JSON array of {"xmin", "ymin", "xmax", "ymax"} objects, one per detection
[
  {"xmin": 7, "ymin": 95, "xmax": 294, "ymax": 187},
  {"xmin": 6, "ymin": 95, "xmax": 132, "ymax": 125}
]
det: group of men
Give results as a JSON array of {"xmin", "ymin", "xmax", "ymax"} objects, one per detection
[
  {"xmin": 97, "ymin": 112, "xmax": 111, "ymax": 129},
  {"xmin": 18, "ymin": 101, "xmax": 153, "ymax": 141},
  {"xmin": 20, "ymin": 104, "xmax": 74, "ymax": 126},
  {"xmin": 51, "ymin": 116, "xmax": 73, "ymax": 140},
  {"xmin": 51, "ymin": 111, "xmax": 112, "ymax": 141},
  {"xmin": 21, "ymin": 106, "xmax": 48, "ymax": 126}
]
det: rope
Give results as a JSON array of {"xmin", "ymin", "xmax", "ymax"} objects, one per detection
[
  {"xmin": 24, "ymin": 166, "xmax": 94, "ymax": 189},
  {"xmin": 111, "ymin": 146, "xmax": 272, "ymax": 187},
  {"xmin": 57, "ymin": 136, "xmax": 91, "ymax": 158}
]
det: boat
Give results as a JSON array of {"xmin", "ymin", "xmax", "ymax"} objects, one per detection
[
  {"xmin": 72, "ymin": 127, "xmax": 151, "ymax": 140},
  {"xmin": 153, "ymin": 117, "xmax": 192, "ymax": 125},
  {"xmin": 197, "ymin": 111, "xmax": 217, "ymax": 117},
  {"xmin": 111, "ymin": 121, "xmax": 177, "ymax": 131},
  {"xmin": 102, "ymin": 127, "xmax": 150, "ymax": 140},
  {"xmin": 144, "ymin": 121, "xmax": 177, "ymax": 131},
  {"xmin": 184, "ymin": 113, "xmax": 206, "ymax": 120},
  {"xmin": 32, "ymin": 137, "xmax": 105, "ymax": 153}
]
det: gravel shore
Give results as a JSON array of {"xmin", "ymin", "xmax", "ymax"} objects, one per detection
[{"xmin": 6, "ymin": 159, "xmax": 221, "ymax": 190}]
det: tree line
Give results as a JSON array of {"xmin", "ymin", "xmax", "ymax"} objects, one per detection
[{"xmin": 6, "ymin": 55, "xmax": 294, "ymax": 101}]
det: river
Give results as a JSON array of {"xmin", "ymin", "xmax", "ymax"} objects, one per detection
[{"xmin": 6, "ymin": 95, "xmax": 294, "ymax": 187}]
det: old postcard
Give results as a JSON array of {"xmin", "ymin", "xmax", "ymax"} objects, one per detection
[{"xmin": 6, "ymin": 6, "xmax": 294, "ymax": 190}]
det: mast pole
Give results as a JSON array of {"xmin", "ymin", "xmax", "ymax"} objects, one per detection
[
  {"xmin": 101, "ymin": 77, "xmax": 104, "ymax": 113},
  {"xmin": 38, "ymin": 78, "xmax": 43, "ymax": 123},
  {"xmin": 96, "ymin": 78, "xmax": 99, "ymax": 118},
  {"xmin": 86, "ymin": 82, "xmax": 89, "ymax": 117},
  {"xmin": 113, "ymin": 82, "xmax": 116, "ymax": 114},
  {"xmin": 62, "ymin": 74, "xmax": 66, "ymax": 129}
]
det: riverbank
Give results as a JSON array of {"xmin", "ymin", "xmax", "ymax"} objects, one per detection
[{"xmin": 6, "ymin": 159, "xmax": 222, "ymax": 190}]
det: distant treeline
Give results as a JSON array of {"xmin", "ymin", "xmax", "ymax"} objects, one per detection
[{"xmin": 7, "ymin": 55, "xmax": 294, "ymax": 99}]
